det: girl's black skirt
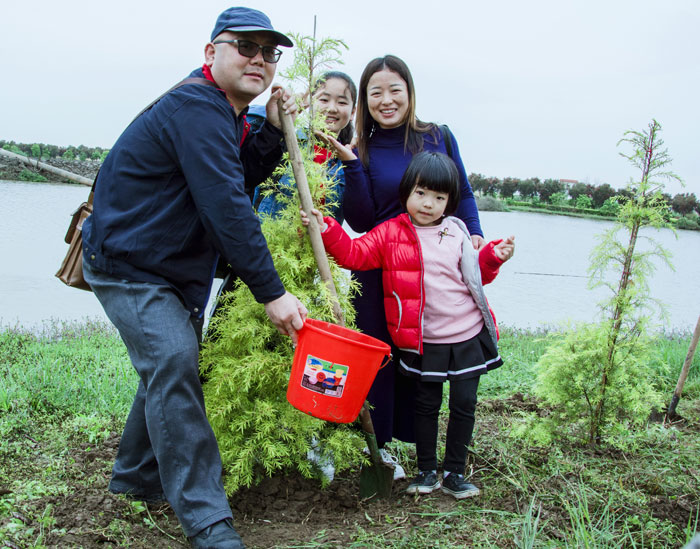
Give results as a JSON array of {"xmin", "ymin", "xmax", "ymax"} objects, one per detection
[{"xmin": 398, "ymin": 325, "xmax": 503, "ymax": 382}]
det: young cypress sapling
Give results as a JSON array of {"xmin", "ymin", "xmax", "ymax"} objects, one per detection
[
  {"xmin": 200, "ymin": 29, "xmax": 364, "ymax": 494},
  {"xmin": 515, "ymin": 120, "xmax": 680, "ymax": 447}
]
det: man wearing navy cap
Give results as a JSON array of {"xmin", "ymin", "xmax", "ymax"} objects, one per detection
[{"xmin": 82, "ymin": 7, "xmax": 303, "ymax": 548}]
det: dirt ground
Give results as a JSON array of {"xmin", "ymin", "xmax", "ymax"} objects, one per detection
[
  {"xmin": 34, "ymin": 432, "xmax": 455, "ymax": 549},
  {"xmin": 22, "ymin": 394, "xmax": 696, "ymax": 549}
]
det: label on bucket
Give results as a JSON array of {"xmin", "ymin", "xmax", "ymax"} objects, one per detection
[{"xmin": 300, "ymin": 354, "xmax": 349, "ymax": 398}]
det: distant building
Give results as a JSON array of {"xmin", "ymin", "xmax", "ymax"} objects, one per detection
[{"xmin": 559, "ymin": 179, "xmax": 579, "ymax": 190}]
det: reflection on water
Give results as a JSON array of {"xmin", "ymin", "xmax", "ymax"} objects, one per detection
[
  {"xmin": 480, "ymin": 210, "xmax": 699, "ymax": 331},
  {"xmin": 1, "ymin": 180, "xmax": 698, "ymax": 331},
  {"xmin": 1, "ymin": 180, "xmax": 109, "ymax": 328}
]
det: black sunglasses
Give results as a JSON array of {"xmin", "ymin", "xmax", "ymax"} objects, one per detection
[{"xmin": 212, "ymin": 39, "xmax": 282, "ymax": 63}]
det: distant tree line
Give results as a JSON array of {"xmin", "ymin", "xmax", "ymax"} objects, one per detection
[
  {"xmin": 1, "ymin": 140, "xmax": 109, "ymax": 162},
  {"xmin": 2, "ymin": 139, "xmax": 698, "ymax": 227},
  {"xmin": 468, "ymin": 173, "xmax": 700, "ymax": 221}
]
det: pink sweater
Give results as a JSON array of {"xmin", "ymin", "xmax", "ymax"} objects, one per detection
[{"xmin": 415, "ymin": 219, "xmax": 484, "ymax": 343}]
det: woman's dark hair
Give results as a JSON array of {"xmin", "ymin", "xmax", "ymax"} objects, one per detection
[
  {"xmin": 398, "ymin": 151, "xmax": 461, "ymax": 216},
  {"xmin": 314, "ymin": 71, "xmax": 357, "ymax": 146},
  {"xmin": 356, "ymin": 55, "xmax": 438, "ymax": 165}
]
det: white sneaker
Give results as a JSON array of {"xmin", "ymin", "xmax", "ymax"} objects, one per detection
[
  {"xmin": 379, "ymin": 449, "xmax": 406, "ymax": 480},
  {"xmin": 363, "ymin": 447, "xmax": 406, "ymax": 480},
  {"xmin": 307, "ymin": 439, "xmax": 335, "ymax": 483}
]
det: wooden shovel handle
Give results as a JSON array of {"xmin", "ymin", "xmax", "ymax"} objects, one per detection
[
  {"xmin": 276, "ymin": 101, "xmax": 344, "ymax": 326},
  {"xmin": 277, "ymin": 102, "xmax": 379, "ymax": 436},
  {"xmin": 358, "ymin": 403, "xmax": 375, "ymax": 435}
]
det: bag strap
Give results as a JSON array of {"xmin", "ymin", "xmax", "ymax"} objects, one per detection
[
  {"xmin": 131, "ymin": 77, "xmax": 217, "ymax": 121},
  {"xmin": 439, "ymin": 124, "xmax": 454, "ymax": 160},
  {"xmin": 87, "ymin": 77, "xmax": 218, "ymax": 204}
]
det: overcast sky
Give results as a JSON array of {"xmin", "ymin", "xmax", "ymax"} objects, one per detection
[{"xmin": 2, "ymin": 0, "xmax": 697, "ymax": 196}]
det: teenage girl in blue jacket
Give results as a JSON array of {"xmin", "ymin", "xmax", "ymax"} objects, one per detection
[{"xmin": 254, "ymin": 71, "xmax": 357, "ymax": 223}]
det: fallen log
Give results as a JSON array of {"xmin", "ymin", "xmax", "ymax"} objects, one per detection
[{"xmin": 0, "ymin": 148, "xmax": 93, "ymax": 186}]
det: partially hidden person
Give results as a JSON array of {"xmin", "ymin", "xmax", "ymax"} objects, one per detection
[
  {"xmin": 81, "ymin": 7, "xmax": 307, "ymax": 548},
  {"xmin": 301, "ymin": 151, "xmax": 514, "ymax": 499},
  {"xmin": 319, "ymin": 55, "xmax": 485, "ymax": 477},
  {"xmin": 253, "ymin": 70, "xmax": 357, "ymax": 223},
  {"xmin": 211, "ymin": 71, "xmax": 357, "ymax": 310}
]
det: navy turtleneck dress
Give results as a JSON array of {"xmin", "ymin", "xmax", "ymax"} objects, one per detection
[{"xmin": 341, "ymin": 124, "xmax": 483, "ymax": 446}]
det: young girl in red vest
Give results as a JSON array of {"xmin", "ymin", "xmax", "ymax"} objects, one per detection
[{"xmin": 302, "ymin": 151, "xmax": 515, "ymax": 498}]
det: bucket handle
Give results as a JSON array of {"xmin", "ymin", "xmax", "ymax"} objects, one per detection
[{"xmin": 379, "ymin": 353, "xmax": 392, "ymax": 369}]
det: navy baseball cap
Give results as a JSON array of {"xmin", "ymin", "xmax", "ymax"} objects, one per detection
[{"xmin": 211, "ymin": 7, "xmax": 293, "ymax": 47}]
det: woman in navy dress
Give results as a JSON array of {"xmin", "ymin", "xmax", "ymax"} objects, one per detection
[{"xmin": 321, "ymin": 55, "xmax": 484, "ymax": 475}]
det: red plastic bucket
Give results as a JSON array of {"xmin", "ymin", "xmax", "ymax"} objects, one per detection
[{"xmin": 287, "ymin": 318, "xmax": 391, "ymax": 423}]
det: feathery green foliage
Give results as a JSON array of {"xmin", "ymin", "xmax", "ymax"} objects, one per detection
[
  {"xmin": 199, "ymin": 30, "xmax": 365, "ymax": 494},
  {"xmin": 279, "ymin": 28, "xmax": 349, "ymax": 150},
  {"xmin": 522, "ymin": 120, "xmax": 679, "ymax": 447},
  {"xmin": 517, "ymin": 324, "xmax": 664, "ymax": 447}
]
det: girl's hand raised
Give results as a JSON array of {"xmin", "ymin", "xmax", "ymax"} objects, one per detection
[
  {"xmin": 494, "ymin": 236, "xmax": 515, "ymax": 262},
  {"xmin": 315, "ymin": 131, "xmax": 357, "ymax": 162},
  {"xmin": 300, "ymin": 208, "xmax": 328, "ymax": 232}
]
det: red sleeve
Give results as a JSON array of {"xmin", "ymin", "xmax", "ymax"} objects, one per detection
[
  {"xmin": 479, "ymin": 239, "xmax": 504, "ymax": 285},
  {"xmin": 322, "ymin": 217, "xmax": 386, "ymax": 271}
]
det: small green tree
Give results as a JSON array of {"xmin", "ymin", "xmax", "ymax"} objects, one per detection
[
  {"xmin": 200, "ymin": 27, "xmax": 365, "ymax": 494},
  {"xmin": 18, "ymin": 168, "xmax": 48, "ymax": 182},
  {"xmin": 484, "ymin": 176, "xmax": 501, "ymax": 196},
  {"xmin": 539, "ymin": 178, "xmax": 564, "ymax": 203},
  {"xmin": 591, "ymin": 183, "xmax": 617, "ymax": 208},
  {"xmin": 525, "ymin": 120, "xmax": 679, "ymax": 447},
  {"xmin": 468, "ymin": 173, "xmax": 488, "ymax": 196},
  {"xmin": 598, "ymin": 197, "xmax": 621, "ymax": 216},
  {"xmin": 575, "ymin": 194, "xmax": 592, "ymax": 209},
  {"xmin": 671, "ymin": 192, "xmax": 698, "ymax": 216},
  {"xmin": 549, "ymin": 191, "xmax": 568, "ymax": 206},
  {"xmin": 500, "ymin": 177, "xmax": 519, "ymax": 199},
  {"xmin": 569, "ymin": 182, "xmax": 592, "ymax": 202},
  {"xmin": 517, "ymin": 178, "xmax": 537, "ymax": 200}
]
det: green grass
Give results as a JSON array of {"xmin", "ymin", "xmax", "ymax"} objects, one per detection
[
  {"xmin": 0, "ymin": 319, "xmax": 136, "ymax": 418},
  {"xmin": 481, "ymin": 326, "xmax": 552, "ymax": 397},
  {"xmin": 1, "ymin": 320, "xmax": 698, "ymax": 548}
]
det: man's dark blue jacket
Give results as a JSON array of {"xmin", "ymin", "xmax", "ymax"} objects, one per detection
[{"xmin": 82, "ymin": 69, "xmax": 286, "ymax": 317}]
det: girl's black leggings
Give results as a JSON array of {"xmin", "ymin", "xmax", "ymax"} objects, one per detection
[{"xmin": 414, "ymin": 376, "xmax": 480, "ymax": 474}]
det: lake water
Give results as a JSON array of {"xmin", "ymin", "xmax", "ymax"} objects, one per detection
[{"xmin": 1, "ymin": 180, "xmax": 698, "ymax": 332}]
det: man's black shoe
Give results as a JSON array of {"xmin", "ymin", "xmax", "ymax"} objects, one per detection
[{"xmin": 189, "ymin": 519, "xmax": 245, "ymax": 549}]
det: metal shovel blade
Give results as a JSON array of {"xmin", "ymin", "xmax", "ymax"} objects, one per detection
[{"xmin": 358, "ymin": 405, "xmax": 394, "ymax": 500}]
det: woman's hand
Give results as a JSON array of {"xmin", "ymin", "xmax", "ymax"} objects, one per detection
[
  {"xmin": 300, "ymin": 208, "xmax": 328, "ymax": 232},
  {"xmin": 494, "ymin": 236, "xmax": 515, "ymax": 262},
  {"xmin": 315, "ymin": 131, "xmax": 357, "ymax": 162},
  {"xmin": 471, "ymin": 234, "xmax": 486, "ymax": 250}
]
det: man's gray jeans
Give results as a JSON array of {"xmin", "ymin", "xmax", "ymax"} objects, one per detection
[{"xmin": 83, "ymin": 259, "xmax": 232, "ymax": 536}]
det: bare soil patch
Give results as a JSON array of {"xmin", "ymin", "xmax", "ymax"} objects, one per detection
[{"xmin": 8, "ymin": 396, "xmax": 697, "ymax": 548}]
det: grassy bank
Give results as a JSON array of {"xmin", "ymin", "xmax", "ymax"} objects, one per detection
[
  {"xmin": 475, "ymin": 195, "xmax": 700, "ymax": 230},
  {"xmin": 1, "ymin": 321, "xmax": 698, "ymax": 548}
]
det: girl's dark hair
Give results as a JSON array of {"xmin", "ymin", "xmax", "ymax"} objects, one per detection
[
  {"xmin": 314, "ymin": 71, "xmax": 357, "ymax": 146},
  {"xmin": 398, "ymin": 151, "xmax": 461, "ymax": 216},
  {"xmin": 356, "ymin": 55, "xmax": 438, "ymax": 166}
]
